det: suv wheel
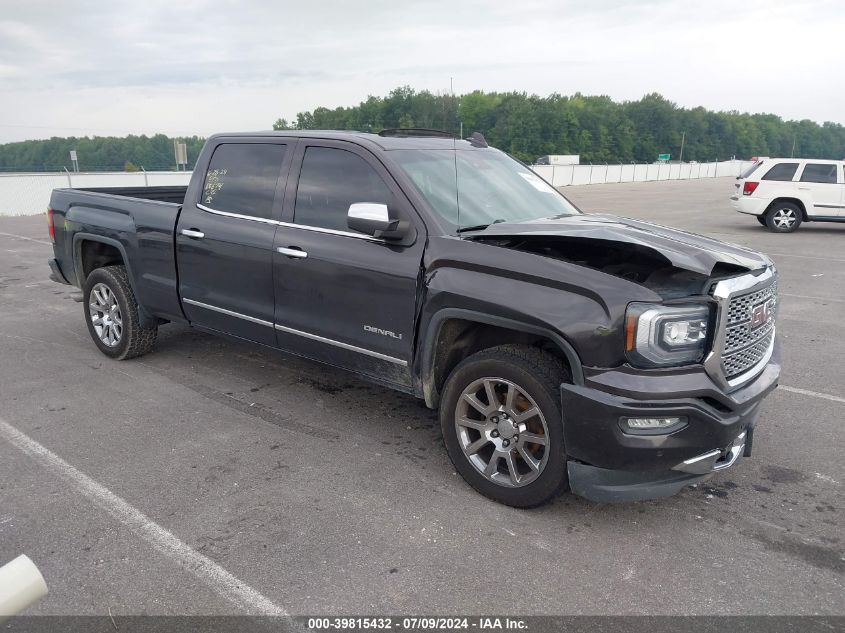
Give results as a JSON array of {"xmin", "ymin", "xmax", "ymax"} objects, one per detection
[
  {"xmin": 439, "ymin": 345, "xmax": 569, "ymax": 507},
  {"xmin": 765, "ymin": 202, "xmax": 802, "ymax": 233},
  {"xmin": 756, "ymin": 216, "xmax": 767, "ymax": 226},
  {"xmin": 83, "ymin": 265, "xmax": 157, "ymax": 360}
]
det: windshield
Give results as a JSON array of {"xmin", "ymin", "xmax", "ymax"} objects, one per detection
[{"xmin": 391, "ymin": 148, "xmax": 580, "ymax": 231}]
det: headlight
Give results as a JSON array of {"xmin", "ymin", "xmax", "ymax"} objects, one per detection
[{"xmin": 625, "ymin": 303, "xmax": 710, "ymax": 367}]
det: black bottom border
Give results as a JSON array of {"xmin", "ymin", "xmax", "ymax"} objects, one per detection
[{"xmin": 2, "ymin": 616, "xmax": 844, "ymax": 633}]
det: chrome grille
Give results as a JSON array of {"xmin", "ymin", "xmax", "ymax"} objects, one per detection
[
  {"xmin": 726, "ymin": 281, "xmax": 778, "ymax": 325},
  {"xmin": 723, "ymin": 330, "xmax": 775, "ymax": 378},
  {"xmin": 720, "ymin": 279, "xmax": 777, "ymax": 379}
]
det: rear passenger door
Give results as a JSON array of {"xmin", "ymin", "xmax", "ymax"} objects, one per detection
[
  {"xmin": 271, "ymin": 140, "xmax": 425, "ymax": 388},
  {"xmin": 176, "ymin": 140, "xmax": 293, "ymax": 345},
  {"xmin": 796, "ymin": 162, "xmax": 843, "ymax": 217}
]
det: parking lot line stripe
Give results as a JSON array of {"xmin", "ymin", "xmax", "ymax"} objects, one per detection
[
  {"xmin": 780, "ymin": 385, "xmax": 845, "ymax": 404},
  {"xmin": 766, "ymin": 251, "xmax": 845, "ymax": 263},
  {"xmin": 0, "ymin": 418, "xmax": 289, "ymax": 616},
  {"xmin": 0, "ymin": 231, "xmax": 51, "ymax": 246},
  {"xmin": 780, "ymin": 293, "xmax": 845, "ymax": 304}
]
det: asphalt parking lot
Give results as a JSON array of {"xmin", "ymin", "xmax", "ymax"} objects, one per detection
[{"xmin": 0, "ymin": 177, "xmax": 842, "ymax": 617}]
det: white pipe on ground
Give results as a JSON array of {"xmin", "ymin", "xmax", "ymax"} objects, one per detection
[{"xmin": 0, "ymin": 555, "xmax": 48, "ymax": 621}]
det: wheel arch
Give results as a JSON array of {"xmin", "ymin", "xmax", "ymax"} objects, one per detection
[
  {"xmin": 417, "ymin": 308, "xmax": 584, "ymax": 409},
  {"xmin": 765, "ymin": 197, "xmax": 808, "ymax": 221},
  {"xmin": 73, "ymin": 234, "xmax": 158, "ymax": 328}
]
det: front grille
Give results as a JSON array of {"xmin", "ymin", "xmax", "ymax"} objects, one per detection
[
  {"xmin": 725, "ymin": 281, "xmax": 778, "ymax": 325},
  {"xmin": 720, "ymin": 279, "xmax": 777, "ymax": 379},
  {"xmin": 723, "ymin": 330, "xmax": 775, "ymax": 378}
]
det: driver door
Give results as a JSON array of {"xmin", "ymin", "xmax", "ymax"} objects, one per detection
[{"xmin": 271, "ymin": 140, "xmax": 425, "ymax": 388}]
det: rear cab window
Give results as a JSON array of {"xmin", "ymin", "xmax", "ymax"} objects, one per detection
[
  {"xmin": 201, "ymin": 143, "xmax": 288, "ymax": 219},
  {"xmin": 762, "ymin": 163, "xmax": 799, "ymax": 182},
  {"xmin": 799, "ymin": 163, "xmax": 838, "ymax": 184}
]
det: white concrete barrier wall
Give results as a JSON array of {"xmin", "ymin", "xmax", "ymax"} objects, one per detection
[
  {"xmin": 0, "ymin": 161, "xmax": 752, "ymax": 216},
  {"xmin": 532, "ymin": 159, "xmax": 752, "ymax": 188},
  {"xmin": 0, "ymin": 171, "xmax": 193, "ymax": 216}
]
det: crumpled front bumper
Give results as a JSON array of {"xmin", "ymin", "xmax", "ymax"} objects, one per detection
[
  {"xmin": 566, "ymin": 429, "xmax": 751, "ymax": 503},
  {"xmin": 561, "ymin": 345, "xmax": 779, "ymax": 503}
]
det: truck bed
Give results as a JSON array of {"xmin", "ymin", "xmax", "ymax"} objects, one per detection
[
  {"xmin": 48, "ymin": 186, "xmax": 186, "ymax": 325},
  {"xmin": 75, "ymin": 186, "xmax": 188, "ymax": 205}
]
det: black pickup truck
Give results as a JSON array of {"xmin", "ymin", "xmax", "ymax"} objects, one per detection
[{"xmin": 47, "ymin": 130, "xmax": 780, "ymax": 505}]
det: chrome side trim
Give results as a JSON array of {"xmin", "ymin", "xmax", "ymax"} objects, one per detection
[
  {"xmin": 184, "ymin": 298, "xmax": 407, "ymax": 366},
  {"xmin": 182, "ymin": 298, "xmax": 274, "ymax": 327},
  {"xmin": 274, "ymin": 324, "xmax": 408, "ymax": 366},
  {"xmin": 276, "ymin": 221, "xmax": 384, "ymax": 243},
  {"xmin": 195, "ymin": 203, "xmax": 385, "ymax": 242},
  {"xmin": 197, "ymin": 203, "xmax": 280, "ymax": 226}
]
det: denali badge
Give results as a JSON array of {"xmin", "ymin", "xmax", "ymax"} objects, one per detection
[
  {"xmin": 364, "ymin": 325, "xmax": 402, "ymax": 340},
  {"xmin": 749, "ymin": 300, "xmax": 773, "ymax": 330}
]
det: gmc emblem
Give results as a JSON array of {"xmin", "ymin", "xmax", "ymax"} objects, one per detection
[{"xmin": 749, "ymin": 300, "xmax": 773, "ymax": 330}]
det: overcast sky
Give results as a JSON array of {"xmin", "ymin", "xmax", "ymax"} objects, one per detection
[{"xmin": 0, "ymin": 0, "xmax": 842, "ymax": 143}]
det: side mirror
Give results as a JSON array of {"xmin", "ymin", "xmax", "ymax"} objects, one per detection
[{"xmin": 347, "ymin": 203, "xmax": 408, "ymax": 240}]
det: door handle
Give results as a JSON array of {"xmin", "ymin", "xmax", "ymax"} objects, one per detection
[
  {"xmin": 798, "ymin": 187, "xmax": 810, "ymax": 190},
  {"xmin": 277, "ymin": 246, "xmax": 308, "ymax": 259},
  {"xmin": 181, "ymin": 228, "xmax": 205, "ymax": 239}
]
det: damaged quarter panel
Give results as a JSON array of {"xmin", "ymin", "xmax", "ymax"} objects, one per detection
[{"xmin": 418, "ymin": 234, "xmax": 665, "ymax": 371}]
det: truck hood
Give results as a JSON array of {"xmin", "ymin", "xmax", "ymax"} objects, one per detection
[{"xmin": 462, "ymin": 213, "xmax": 770, "ymax": 276}]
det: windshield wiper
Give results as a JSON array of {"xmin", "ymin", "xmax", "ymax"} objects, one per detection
[{"xmin": 456, "ymin": 219, "xmax": 506, "ymax": 233}]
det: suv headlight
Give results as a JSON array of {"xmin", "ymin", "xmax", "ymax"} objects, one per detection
[{"xmin": 625, "ymin": 303, "xmax": 710, "ymax": 367}]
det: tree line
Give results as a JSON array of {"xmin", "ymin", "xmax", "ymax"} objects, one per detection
[
  {"xmin": 1, "ymin": 88, "xmax": 842, "ymax": 171},
  {"xmin": 274, "ymin": 87, "xmax": 845, "ymax": 164},
  {"xmin": 0, "ymin": 134, "xmax": 206, "ymax": 172}
]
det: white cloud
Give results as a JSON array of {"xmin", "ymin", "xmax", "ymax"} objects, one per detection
[{"xmin": 0, "ymin": 0, "xmax": 842, "ymax": 142}]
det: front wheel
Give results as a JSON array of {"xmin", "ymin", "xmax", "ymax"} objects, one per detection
[
  {"xmin": 439, "ymin": 345, "xmax": 569, "ymax": 508},
  {"xmin": 765, "ymin": 202, "xmax": 802, "ymax": 233},
  {"xmin": 83, "ymin": 265, "xmax": 157, "ymax": 360},
  {"xmin": 756, "ymin": 216, "xmax": 767, "ymax": 226}
]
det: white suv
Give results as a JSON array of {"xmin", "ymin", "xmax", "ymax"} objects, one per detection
[{"xmin": 732, "ymin": 158, "xmax": 845, "ymax": 232}]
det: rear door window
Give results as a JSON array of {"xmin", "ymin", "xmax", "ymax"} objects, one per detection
[
  {"xmin": 799, "ymin": 163, "xmax": 838, "ymax": 184},
  {"xmin": 201, "ymin": 143, "xmax": 288, "ymax": 219},
  {"xmin": 761, "ymin": 163, "xmax": 799, "ymax": 181}
]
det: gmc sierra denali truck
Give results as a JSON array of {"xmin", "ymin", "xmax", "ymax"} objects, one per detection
[{"xmin": 46, "ymin": 130, "xmax": 780, "ymax": 506}]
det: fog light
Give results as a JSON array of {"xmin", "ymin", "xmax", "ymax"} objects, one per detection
[{"xmin": 621, "ymin": 416, "xmax": 687, "ymax": 435}]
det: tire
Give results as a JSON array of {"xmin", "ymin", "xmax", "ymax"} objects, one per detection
[
  {"xmin": 439, "ymin": 344, "xmax": 569, "ymax": 508},
  {"xmin": 756, "ymin": 216, "xmax": 767, "ymax": 226},
  {"xmin": 765, "ymin": 202, "xmax": 802, "ymax": 233},
  {"xmin": 83, "ymin": 265, "xmax": 157, "ymax": 360}
]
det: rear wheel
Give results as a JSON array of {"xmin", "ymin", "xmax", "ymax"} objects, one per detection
[
  {"xmin": 765, "ymin": 202, "xmax": 802, "ymax": 233},
  {"xmin": 439, "ymin": 345, "xmax": 569, "ymax": 508},
  {"xmin": 83, "ymin": 265, "xmax": 157, "ymax": 360}
]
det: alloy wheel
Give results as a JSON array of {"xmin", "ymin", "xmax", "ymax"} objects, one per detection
[
  {"xmin": 773, "ymin": 207, "xmax": 796, "ymax": 229},
  {"xmin": 454, "ymin": 377, "xmax": 550, "ymax": 488},
  {"xmin": 89, "ymin": 282, "xmax": 123, "ymax": 347}
]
